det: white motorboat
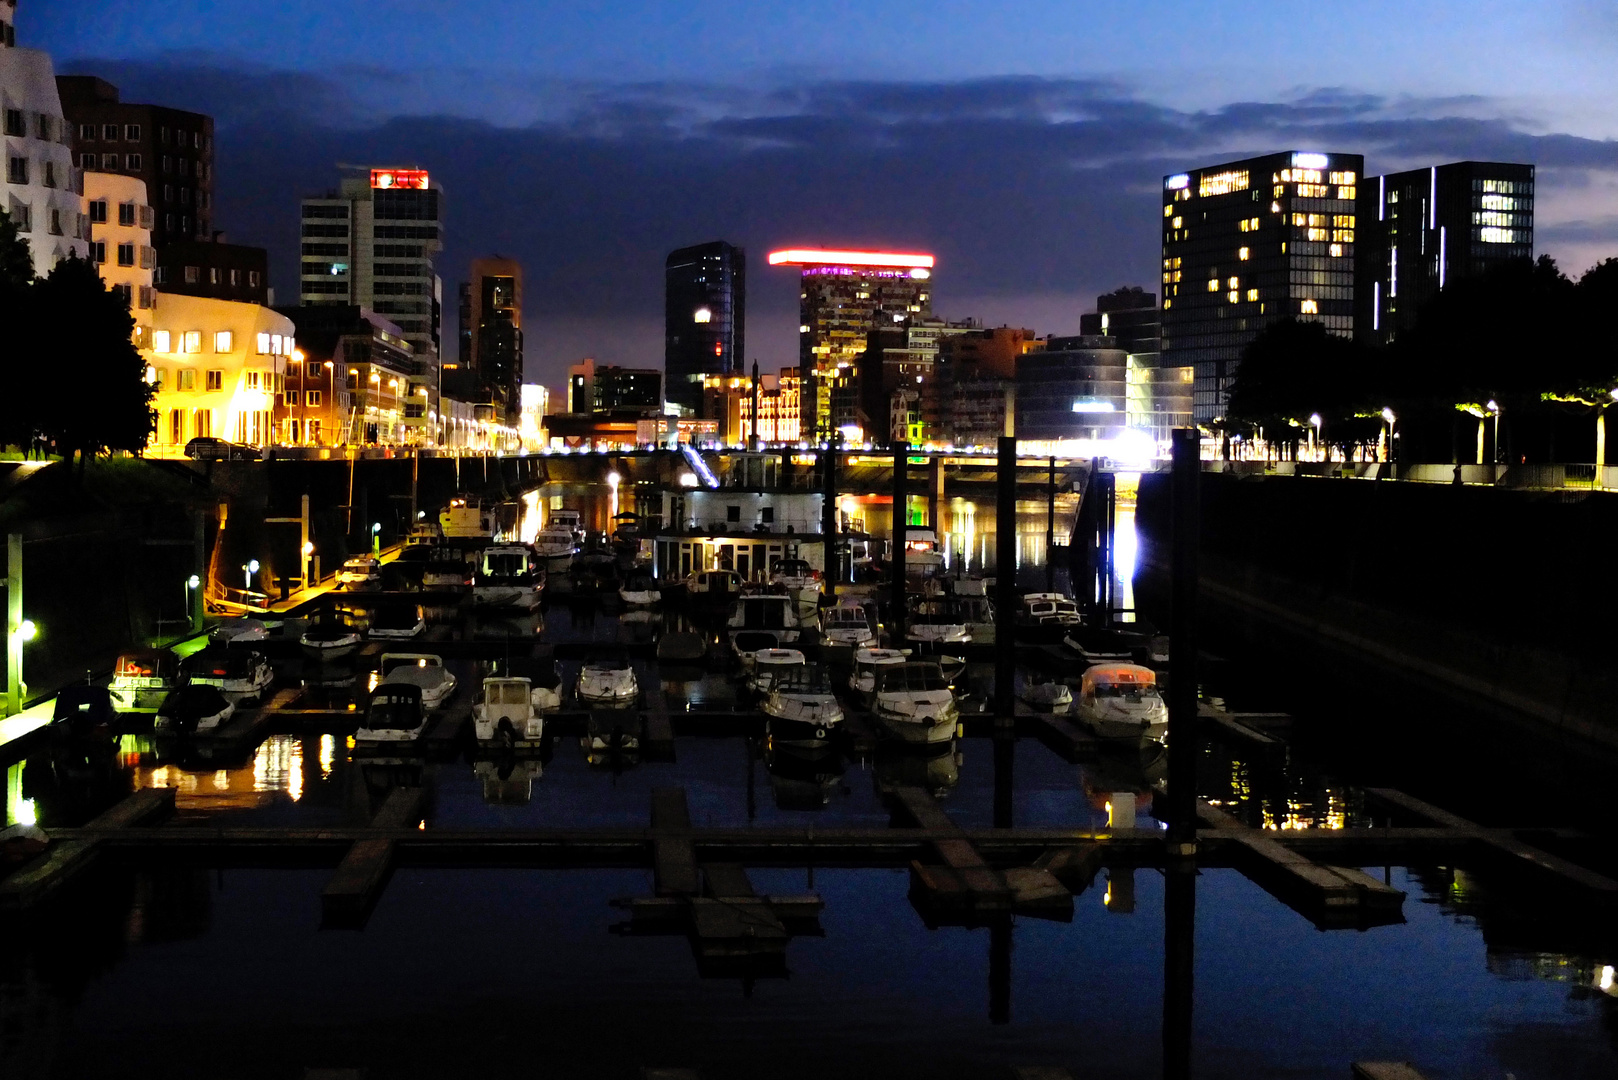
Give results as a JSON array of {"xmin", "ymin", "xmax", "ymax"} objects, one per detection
[
  {"xmin": 473, "ymin": 675, "xmax": 544, "ymax": 748},
  {"xmin": 549, "ymin": 509, "xmax": 584, "ymax": 543},
  {"xmin": 379, "ymin": 652, "xmax": 457, "ymax": 710},
  {"xmin": 618, "ymin": 573, "xmax": 662, "ymax": 608},
  {"xmin": 905, "ymin": 600, "xmax": 970, "ymax": 648},
  {"xmin": 848, "ymin": 647, "xmax": 909, "ymax": 704},
  {"xmin": 901, "ymin": 529, "xmax": 946, "ymax": 573},
  {"xmin": 110, "ymin": 648, "xmax": 179, "ymax": 710},
  {"xmin": 532, "ymin": 526, "xmax": 578, "ymax": 572},
  {"xmin": 1074, "ymin": 664, "xmax": 1168, "ymax": 744},
  {"xmin": 1020, "ymin": 592, "xmax": 1082, "ymax": 628},
  {"xmin": 406, "ymin": 521, "xmax": 442, "ymax": 547},
  {"xmin": 300, "ymin": 615, "xmax": 362, "ymax": 662},
  {"xmin": 687, "ymin": 569, "xmax": 743, "ymax": 602},
  {"xmin": 441, "ymin": 495, "xmax": 496, "ymax": 540},
  {"xmin": 764, "ymin": 663, "xmax": 845, "ymax": 749},
  {"xmin": 1018, "ymin": 679, "xmax": 1073, "ymax": 714},
  {"xmin": 355, "ymin": 682, "xmax": 428, "ymax": 745},
  {"xmin": 337, "ymin": 556, "xmax": 382, "ymax": 589},
  {"xmin": 768, "ymin": 557, "xmax": 822, "ymax": 603},
  {"xmin": 154, "ymin": 684, "xmax": 235, "ymax": 734},
  {"xmin": 474, "ymin": 544, "xmax": 543, "ymax": 610},
  {"xmin": 370, "ymin": 603, "xmax": 426, "ymax": 640},
  {"xmin": 181, "ymin": 648, "xmax": 274, "ymax": 705},
  {"xmin": 821, "ymin": 600, "xmax": 878, "ymax": 648},
  {"xmin": 577, "ymin": 656, "xmax": 638, "ymax": 708},
  {"xmin": 872, "ymin": 661, "xmax": 959, "ymax": 744},
  {"xmin": 422, "ymin": 554, "xmax": 472, "ymax": 591},
  {"xmin": 727, "ymin": 594, "xmax": 810, "ymax": 660},
  {"xmin": 747, "ymin": 648, "xmax": 805, "ymax": 694},
  {"xmin": 209, "ymin": 618, "xmax": 270, "ymax": 647}
]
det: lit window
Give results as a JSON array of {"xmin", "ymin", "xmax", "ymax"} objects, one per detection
[
  {"xmin": 1238, "ymin": 247, "xmax": 1250, "ymax": 261},
  {"xmin": 182, "ymin": 331, "xmax": 202, "ymax": 354},
  {"xmin": 152, "ymin": 330, "xmax": 172, "ymax": 353},
  {"xmin": 1171, "ymin": 217, "xmax": 1183, "ymax": 229},
  {"xmin": 1227, "ymin": 277, "xmax": 1238, "ymax": 288},
  {"xmin": 1163, "ymin": 205, "xmax": 1173, "ymax": 218},
  {"xmin": 270, "ymin": 334, "xmax": 283, "ymax": 355},
  {"xmin": 205, "ymin": 370, "xmax": 223, "ymax": 391},
  {"xmin": 214, "ymin": 331, "xmax": 233, "ymax": 353},
  {"xmin": 306, "ymin": 390, "xmax": 323, "ymax": 407},
  {"xmin": 1300, "ymin": 299, "xmax": 1319, "ymax": 315},
  {"xmin": 1227, "ymin": 290, "xmax": 1239, "ymax": 303},
  {"xmin": 693, "ymin": 307, "xmax": 712, "ymax": 324},
  {"xmin": 1198, "ymin": 169, "xmax": 1249, "ymax": 197},
  {"xmin": 257, "ymin": 332, "xmax": 271, "ymax": 355},
  {"xmin": 1329, "ymin": 244, "xmax": 1344, "ymax": 258},
  {"xmin": 1329, "ymin": 170, "xmax": 1357, "ymax": 186},
  {"xmin": 1207, "ymin": 279, "xmax": 1219, "ymax": 293},
  {"xmin": 1246, "ymin": 289, "xmax": 1259, "ymax": 301}
]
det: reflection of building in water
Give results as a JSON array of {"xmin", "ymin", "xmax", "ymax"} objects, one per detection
[{"xmin": 125, "ymin": 734, "xmax": 313, "ymax": 810}]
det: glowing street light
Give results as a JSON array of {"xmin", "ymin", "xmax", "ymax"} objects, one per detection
[
  {"xmin": 17, "ymin": 619, "xmax": 36, "ymax": 642},
  {"xmin": 243, "ymin": 559, "xmax": 260, "ymax": 591}
]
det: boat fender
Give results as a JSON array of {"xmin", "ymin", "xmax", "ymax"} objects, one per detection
[{"xmin": 815, "ymin": 727, "xmax": 825, "ymax": 739}]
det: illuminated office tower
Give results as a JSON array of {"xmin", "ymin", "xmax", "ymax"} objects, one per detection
[
  {"xmin": 665, "ymin": 241, "xmax": 745, "ymax": 416},
  {"xmin": 1160, "ymin": 151, "xmax": 1364, "ymax": 423},
  {"xmin": 1356, "ymin": 161, "xmax": 1534, "ymax": 346},
  {"xmin": 768, "ymin": 248, "xmax": 935, "ymax": 442}
]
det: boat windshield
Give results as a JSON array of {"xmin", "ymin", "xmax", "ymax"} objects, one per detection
[
  {"xmin": 117, "ymin": 653, "xmax": 171, "ymax": 678},
  {"xmin": 776, "ymin": 665, "xmax": 834, "ymax": 694},
  {"xmin": 876, "ymin": 664, "xmax": 949, "ymax": 693},
  {"xmin": 485, "ymin": 680, "xmax": 531, "ymax": 705},
  {"xmin": 484, "ymin": 552, "xmax": 531, "ymax": 577},
  {"xmin": 771, "ymin": 560, "xmax": 812, "ymax": 577},
  {"xmin": 827, "ymin": 608, "xmax": 868, "ymax": 627},
  {"xmin": 1094, "ymin": 683, "xmax": 1155, "ymax": 700},
  {"xmin": 367, "ymin": 689, "xmax": 421, "ymax": 729},
  {"xmin": 740, "ymin": 599, "xmax": 790, "ymax": 629},
  {"xmin": 382, "ymin": 655, "xmax": 440, "ymax": 675}
]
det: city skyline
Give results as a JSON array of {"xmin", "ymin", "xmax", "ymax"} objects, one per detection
[{"xmin": 26, "ymin": 2, "xmax": 1618, "ymax": 395}]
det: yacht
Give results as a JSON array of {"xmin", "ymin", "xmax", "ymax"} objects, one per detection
[
  {"xmin": 872, "ymin": 661, "xmax": 959, "ymax": 744},
  {"xmin": 747, "ymin": 648, "xmax": 805, "ymax": 694},
  {"xmin": 109, "ymin": 648, "xmax": 179, "ymax": 710},
  {"xmin": 1017, "ymin": 677, "xmax": 1073, "ymax": 714},
  {"xmin": 180, "ymin": 648, "xmax": 274, "ymax": 705},
  {"xmin": 209, "ymin": 617, "xmax": 270, "ymax": 647},
  {"xmin": 370, "ymin": 603, "xmax": 427, "ymax": 640},
  {"xmin": 768, "ymin": 557, "xmax": 821, "ymax": 603},
  {"xmin": 686, "ymin": 569, "xmax": 744, "ymax": 608},
  {"xmin": 154, "ymin": 684, "xmax": 235, "ymax": 734},
  {"xmin": 549, "ymin": 508, "xmax": 584, "ymax": 543},
  {"xmin": 474, "ymin": 544, "xmax": 544, "ymax": 610},
  {"xmin": 337, "ymin": 556, "xmax": 383, "ymax": 589},
  {"xmin": 532, "ymin": 526, "xmax": 578, "ymax": 571},
  {"xmin": 763, "ymin": 663, "xmax": 844, "ymax": 750},
  {"xmin": 1017, "ymin": 592, "xmax": 1083, "ymax": 643},
  {"xmin": 848, "ymin": 647, "xmax": 908, "ymax": 705},
  {"xmin": 577, "ymin": 656, "xmax": 639, "ymax": 708},
  {"xmin": 405, "ymin": 521, "xmax": 442, "ymax": 547},
  {"xmin": 901, "ymin": 529, "xmax": 946, "ymax": 574},
  {"xmin": 905, "ymin": 599, "xmax": 970, "ymax": 650},
  {"xmin": 821, "ymin": 599, "xmax": 878, "ymax": 649},
  {"xmin": 300, "ymin": 613, "xmax": 362, "ymax": 662},
  {"xmin": 355, "ymin": 682, "xmax": 428, "ymax": 745},
  {"xmin": 727, "ymin": 593, "xmax": 810, "ymax": 661},
  {"xmin": 441, "ymin": 495, "xmax": 496, "ymax": 540},
  {"xmin": 473, "ymin": 675, "xmax": 545, "ymax": 749},
  {"xmin": 619, "ymin": 573, "xmax": 662, "ymax": 608},
  {"xmin": 1074, "ymin": 664, "xmax": 1169, "ymax": 744},
  {"xmin": 1063, "ymin": 621, "xmax": 1171, "ymax": 666},
  {"xmin": 379, "ymin": 652, "xmax": 457, "ymax": 710}
]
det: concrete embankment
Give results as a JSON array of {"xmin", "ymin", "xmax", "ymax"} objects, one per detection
[{"xmin": 1137, "ymin": 470, "xmax": 1618, "ymax": 749}]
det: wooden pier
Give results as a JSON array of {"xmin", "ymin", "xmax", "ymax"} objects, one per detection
[
  {"xmin": 0, "ymin": 788, "xmax": 175, "ymax": 910},
  {"xmin": 320, "ymin": 785, "xmax": 426, "ymax": 927}
]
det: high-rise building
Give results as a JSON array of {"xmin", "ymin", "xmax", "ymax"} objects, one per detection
[
  {"xmin": 461, "ymin": 256, "xmax": 523, "ymax": 420},
  {"xmin": 665, "ymin": 241, "xmax": 745, "ymax": 416},
  {"xmin": 567, "ymin": 358, "xmax": 662, "ymax": 414},
  {"xmin": 858, "ymin": 316, "xmax": 977, "ymax": 443},
  {"xmin": 57, "ymin": 76, "xmax": 212, "ymax": 250},
  {"xmin": 299, "ymin": 168, "xmax": 444, "ymax": 363},
  {"xmin": 275, "ymin": 304, "xmax": 420, "ymax": 446},
  {"xmin": 1356, "ymin": 161, "xmax": 1535, "ymax": 345},
  {"xmin": 1161, "ymin": 151, "xmax": 1364, "ymax": 422},
  {"xmin": 1080, "ymin": 287, "xmax": 1161, "ymax": 365},
  {"xmin": 3, "ymin": 6, "xmax": 91, "ymax": 278},
  {"xmin": 768, "ymin": 248, "xmax": 935, "ymax": 441},
  {"xmin": 155, "ymin": 237, "xmax": 268, "ymax": 306},
  {"xmin": 1016, "ymin": 336, "xmax": 1128, "ymax": 443}
]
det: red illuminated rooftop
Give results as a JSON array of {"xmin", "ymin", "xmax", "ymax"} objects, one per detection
[{"xmin": 767, "ymin": 249, "xmax": 935, "ymax": 269}]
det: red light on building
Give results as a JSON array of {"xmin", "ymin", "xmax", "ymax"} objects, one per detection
[
  {"xmin": 371, "ymin": 169, "xmax": 430, "ymax": 190},
  {"xmin": 767, "ymin": 249, "xmax": 934, "ymax": 269}
]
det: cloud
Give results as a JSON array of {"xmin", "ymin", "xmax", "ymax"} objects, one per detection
[{"xmin": 51, "ymin": 60, "xmax": 1618, "ymax": 389}]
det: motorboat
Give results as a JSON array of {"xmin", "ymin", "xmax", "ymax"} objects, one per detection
[
  {"xmin": 338, "ymin": 556, "xmax": 383, "ymax": 589},
  {"xmin": 901, "ymin": 529, "xmax": 946, "ymax": 574},
  {"xmin": 154, "ymin": 684, "xmax": 235, "ymax": 734},
  {"xmin": 952, "ymin": 595, "xmax": 996, "ymax": 643},
  {"xmin": 618, "ymin": 573, "xmax": 661, "ymax": 608},
  {"xmin": 747, "ymin": 648, "xmax": 805, "ymax": 695},
  {"xmin": 1021, "ymin": 593, "xmax": 1082, "ymax": 628},
  {"xmin": 821, "ymin": 600, "xmax": 878, "ymax": 649},
  {"xmin": 109, "ymin": 647, "xmax": 179, "ymax": 710},
  {"xmin": 50, "ymin": 685, "xmax": 118, "ymax": 738},
  {"xmin": 1074, "ymin": 664, "xmax": 1168, "ymax": 744},
  {"xmin": 584, "ymin": 708, "xmax": 641, "ymax": 755},
  {"xmin": 1018, "ymin": 677, "xmax": 1073, "ymax": 714},
  {"xmin": 905, "ymin": 599, "xmax": 970, "ymax": 650},
  {"xmin": 474, "ymin": 544, "xmax": 543, "ymax": 610},
  {"xmin": 300, "ymin": 613, "xmax": 362, "ymax": 662},
  {"xmin": 763, "ymin": 663, "xmax": 844, "ymax": 749},
  {"xmin": 473, "ymin": 675, "xmax": 545, "ymax": 749},
  {"xmin": 768, "ymin": 557, "xmax": 821, "ymax": 603},
  {"xmin": 727, "ymin": 594, "xmax": 809, "ymax": 660},
  {"xmin": 549, "ymin": 508, "xmax": 584, "ymax": 542},
  {"xmin": 532, "ymin": 526, "xmax": 578, "ymax": 570},
  {"xmin": 1063, "ymin": 622, "xmax": 1171, "ymax": 666},
  {"xmin": 405, "ymin": 521, "xmax": 442, "ymax": 547},
  {"xmin": 181, "ymin": 648, "xmax": 274, "ymax": 705},
  {"xmin": 577, "ymin": 656, "xmax": 638, "ymax": 708},
  {"xmin": 848, "ymin": 647, "xmax": 909, "ymax": 704},
  {"xmin": 872, "ymin": 661, "xmax": 959, "ymax": 744},
  {"xmin": 687, "ymin": 569, "xmax": 744, "ymax": 606},
  {"xmin": 209, "ymin": 617, "xmax": 270, "ymax": 647},
  {"xmin": 370, "ymin": 603, "xmax": 427, "ymax": 640},
  {"xmin": 379, "ymin": 652, "xmax": 457, "ymax": 710},
  {"xmin": 355, "ymin": 682, "xmax": 428, "ymax": 745},
  {"xmin": 441, "ymin": 495, "xmax": 495, "ymax": 540},
  {"xmin": 422, "ymin": 554, "xmax": 472, "ymax": 591}
]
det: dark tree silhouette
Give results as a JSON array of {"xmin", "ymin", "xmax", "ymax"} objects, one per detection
[{"xmin": 0, "ymin": 209, "xmax": 36, "ymax": 451}]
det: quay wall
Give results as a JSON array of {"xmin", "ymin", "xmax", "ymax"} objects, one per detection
[{"xmin": 1137, "ymin": 471, "xmax": 1618, "ymax": 748}]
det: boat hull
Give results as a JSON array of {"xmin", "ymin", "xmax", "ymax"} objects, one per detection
[
  {"xmin": 474, "ymin": 585, "xmax": 542, "ymax": 610},
  {"xmin": 877, "ymin": 714, "xmax": 958, "ymax": 744}
]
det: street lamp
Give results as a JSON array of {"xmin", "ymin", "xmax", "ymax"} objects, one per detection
[
  {"xmin": 243, "ymin": 559, "xmax": 259, "ymax": 592},
  {"xmin": 1486, "ymin": 400, "xmax": 1501, "ymax": 464},
  {"xmin": 184, "ymin": 574, "xmax": 201, "ymax": 633},
  {"xmin": 607, "ymin": 470, "xmax": 621, "ymax": 528},
  {"xmin": 1380, "ymin": 407, "xmax": 1396, "ymax": 467},
  {"xmin": 1308, "ymin": 413, "xmax": 1322, "ymax": 462}
]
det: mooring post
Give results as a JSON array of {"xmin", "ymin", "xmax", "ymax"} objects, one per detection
[
  {"xmin": 994, "ymin": 435, "xmax": 1017, "ymax": 725},
  {"xmin": 1167, "ymin": 428, "xmax": 1200, "ymax": 850},
  {"xmin": 5, "ymin": 532, "xmax": 22, "ymax": 716},
  {"xmin": 822, "ymin": 432, "xmax": 840, "ymax": 600},
  {"xmin": 1162, "ymin": 851, "xmax": 1196, "ymax": 1080},
  {"xmin": 891, "ymin": 441, "xmax": 907, "ymax": 642},
  {"xmin": 1045, "ymin": 455, "xmax": 1056, "ymax": 591}
]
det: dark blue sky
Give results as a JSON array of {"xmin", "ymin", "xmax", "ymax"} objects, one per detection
[{"xmin": 26, "ymin": 0, "xmax": 1618, "ymax": 392}]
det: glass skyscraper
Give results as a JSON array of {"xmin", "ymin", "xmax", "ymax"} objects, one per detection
[{"xmin": 665, "ymin": 241, "xmax": 745, "ymax": 417}]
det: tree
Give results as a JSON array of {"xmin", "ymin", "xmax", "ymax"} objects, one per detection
[
  {"xmin": 33, "ymin": 255, "xmax": 154, "ymax": 471},
  {"xmin": 1227, "ymin": 318, "xmax": 1376, "ymax": 426},
  {"xmin": 0, "ymin": 209, "xmax": 36, "ymax": 450}
]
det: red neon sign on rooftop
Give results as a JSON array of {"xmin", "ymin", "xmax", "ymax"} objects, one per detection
[
  {"xmin": 767, "ymin": 248, "xmax": 934, "ymax": 269},
  {"xmin": 371, "ymin": 169, "xmax": 429, "ymax": 190}
]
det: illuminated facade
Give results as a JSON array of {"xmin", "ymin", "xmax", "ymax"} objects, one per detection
[
  {"xmin": 3, "ymin": 11, "xmax": 91, "ymax": 278},
  {"xmin": 84, "ymin": 172, "xmax": 154, "ymax": 322},
  {"xmin": 144, "ymin": 293, "xmax": 293, "ymax": 451},
  {"xmin": 737, "ymin": 367, "xmax": 801, "ymax": 444},
  {"xmin": 1356, "ymin": 161, "xmax": 1534, "ymax": 346},
  {"xmin": 1016, "ymin": 336, "xmax": 1128, "ymax": 442},
  {"xmin": 1161, "ymin": 151, "xmax": 1364, "ymax": 422},
  {"xmin": 665, "ymin": 241, "xmax": 745, "ymax": 416},
  {"xmin": 768, "ymin": 248, "xmax": 934, "ymax": 441},
  {"xmin": 275, "ymin": 305, "xmax": 422, "ymax": 446}
]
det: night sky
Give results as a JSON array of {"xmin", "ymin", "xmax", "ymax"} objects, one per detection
[{"xmin": 28, "ymin": 1, "xmax": 1618, "ymax": 394}]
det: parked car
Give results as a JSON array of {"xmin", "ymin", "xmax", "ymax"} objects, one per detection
[{"xmin": 185, "ymin": 437, "xmax": 254, "ymax": 461}]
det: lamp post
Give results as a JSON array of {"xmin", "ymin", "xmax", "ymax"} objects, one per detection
[
  {"xmin": 184, "ymin": 574, "xmax": 201, "ymax": 634},
  {"xmin": 1487, "ymin": 400, "xmax": 1501, "ymax": 466},
  {"xmin": 1380, "ymin": 407, "xmax": 1396, "ymax": 473},
  {"xmin": 607, "ymin": 471, "xmax": 621, "ymax": 533},
  {"xmin": 1308, "ymin": 413, "xmax": 1322, "ymax": 462},
  {"xmin": 242, "ymin": 559, "xmax": 259, "ymax": 592}
]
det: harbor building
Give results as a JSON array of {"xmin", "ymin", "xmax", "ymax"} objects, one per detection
[
  {"xmin": 1161, "ymin": 151, "xmax": 1364, "ymax": 422},
  {"xmin": 665, "ymin": 240, "xmax": 745, "ymax": 417},
  {"xmin": 143, "ymin": 294, "xmax": 294, "ymax": 452},
  {"xmin": 1355, "ymin": 161, "xmax": 1535, "ymax": 345},
  {"xmin": 1080, "ymin": 286, "xmax": 1160, "ymax": 365},
  {"xmin": 276, "ymin": 304, "xmax": 421, "ymax": 447},
  {"xmin": 568, "ymin": 358, "xmax": 662, "ymax": 413},
  {"xmin": 1015, "ymin": 335, "xmax": 1129, "ymax": 445},
  {"xmin": 3, "ymin": 7, "xmax": 90, "ymax": 278},
  {"xmin": 83, "ymin": 172, "xmax": 155, "ymax": 325},
  {"xmin": 769, "ymin": 248, "xmax": 934, "ymax": 442}
]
